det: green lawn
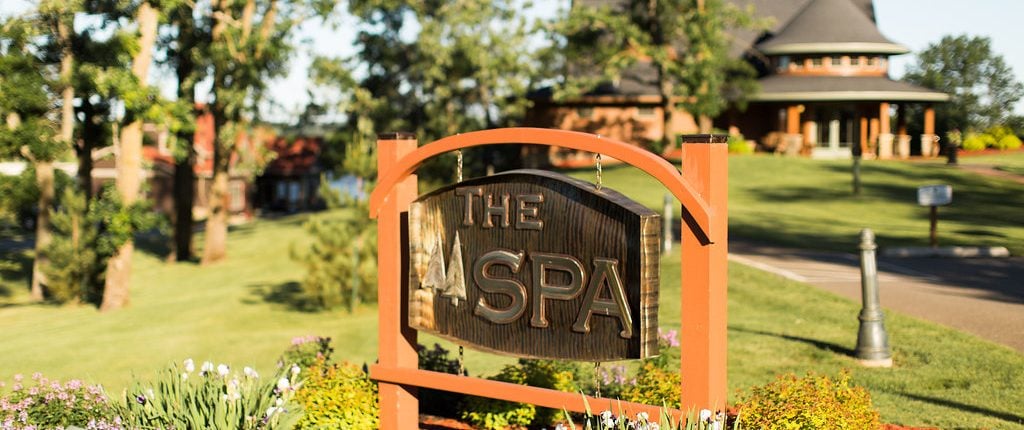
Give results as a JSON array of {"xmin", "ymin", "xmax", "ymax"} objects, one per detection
[
  {"xmin": 570, "ymin": 154, "xmax": 1024, "ymax": 254},
  {"xmin": 959, "ymin": 149, "xmax": 1024, "ymax": 175},
  {"xmin": 1, "ymin": 155, "xmax": 1023, "ymax": 428}
]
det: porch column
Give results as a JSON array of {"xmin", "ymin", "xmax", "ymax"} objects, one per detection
[
  {"xmin": 859, "ymin": 115, "xmax": 869, "ymax": 159},
  {"xmin": 785, "ymin": 104, "xmax": 803, "ymax": 156},
  {"xmin": 869, "ymin": 117, "xmax": 879, "ymax": 157},
  {"xmin": 921, "ymin": 104, "xmax": 937, "ymax": 157},
  {"xmin": 802, "ymin": 119, "xmax": 815, "ymax": 156},
  {"xmin": 878, "ymin": 102, "xmax": 894, "ymax": 159},
  {"xmin": 896, "ymin": 104, "xmax": 910, "ymax": 159}
]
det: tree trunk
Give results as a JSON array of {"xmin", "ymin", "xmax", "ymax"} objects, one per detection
[
  {"xmin": 202, "ymin": 0, "xmax": 231, "ymax": 265},
  {"xmin": 29, "ymin": 162, "xmax": 54, "ymax": 301},
  {"xmin": 201, "ymin": 153, "xmax": 230, "ymax": 264},
  {"xmin": 102, "ymin": 2, "xmax": 158, "ymax": 311},
  {"xmin": 78, "ymin": 99, "xmax": 97, "ymax": 200},
  {"xmin": 658, "ymin": 63, "xmax": 675, "ymax": 150},
  {"xmin": 172, "ymin": 4, "xmax": 197, "ymax": 262},
  {"xmin": 173, "ymin": 149, "xmax": 195, "ymax": 261}
]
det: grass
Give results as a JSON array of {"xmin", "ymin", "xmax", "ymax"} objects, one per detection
[
  {"xmin": 569, "ymin": 154, "xmax": 1024, "ymax": 254},
  {"xmin": 1, "ymin": 155, "xmax": 1022, "ymax": 428},
  {"xmin": 959, "ymin": 149, "xmax": 1024, "ymax": 175}
]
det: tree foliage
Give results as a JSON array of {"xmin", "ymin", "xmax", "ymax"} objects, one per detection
[
  {"xmin": 309, "ymin": 0, "xmax": 547, "ymax": 181},
  {"xmin": 553, "ymin": 0, "xmax": 760, "ymax": 144},
  {"xmin": 904, "ymin": 34, "xmax": 1024, "ymax": 135}
]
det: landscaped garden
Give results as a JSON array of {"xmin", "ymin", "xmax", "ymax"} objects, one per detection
[{"xmin": 2, "ymin": 154, "xmax": 1023, "ymax": 428}]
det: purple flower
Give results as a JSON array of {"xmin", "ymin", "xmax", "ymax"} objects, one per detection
[{"xmin": 135, "ymin": 394, "xmax": 147, "ymax": 405}]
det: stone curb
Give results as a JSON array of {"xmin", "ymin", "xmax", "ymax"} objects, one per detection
[{"xmin": 882, "ymin": 246, "xmax": 1011, "ymax": 258}]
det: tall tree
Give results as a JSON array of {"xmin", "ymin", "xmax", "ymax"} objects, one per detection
[
  {"xmin": 101, "ymin": 0, "xmax": 160, "ymax": 311},
  {"xmin": 555, "ymin": 0, "xmax": 758, "ymax": 147},
  {"xmin": 166, "ymin": 1, "xmax": 203, "ymax": 262},
  {"xmin": 202, "ymin": 0, "xmax": 332, "ymax": 264},
  {"xmin": 903, "ymin": 35, "xmax": 1024, "ymax": 135},
  {"xmin": 0, "ymin": 12, "xmax": 67, "ymax": 302},
  {"xmin": 23, "ymin": 0, "xmax": 78, "ymax": 301}
]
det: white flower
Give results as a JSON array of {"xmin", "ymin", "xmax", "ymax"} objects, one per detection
[
  {"xmin": 555, "ymin": 424, "xmax": 568, "ymax": 430},
  {"xmin": 649, "ymin": 424, "xmax": 660, "ymax": 430},
  {"xmin": 275, "ymin": 397, "xmax": 284, "ymax": 406},
  {"xmin": 600, "ymin": 410, "xmax": 613, "ymax": 420},
  {"xmin": 710, "ymin": 422, "xmax": 722, "ymax": 430},
  {"xmin": 201, "ymin": 361, "xmax": 214, "ymax": 374},
  {"xmin": 290, "ymin": 364, "xmax": 301, "ymax": 376},
  {"xmin": 276, "ymin": 377, "xmax": 290, "ymax": 391},
  {"xmin": 602, "ymin": 417, "xmax": 616, "ymax": 428},
  {"xmin": 183, "ymin": 359, "xmax": 195, "ymax": 373},
  {"xmin": 699, "ymin": 409, "xmax": 712, "ymax": 422},
  {"xmin": 636, "ymin": 411, "xmax": 649, "ymax": 422},
  {"xmin": 181, "ymin": 372, "xmax": 189, "ymax": 381},
  {"xmin": 266, "ymin": 406, "xmax": 278, "ymax": 417},
  {"xmin": 217, "ymin": 364, "xmax": 230, "ymax": 377},
  {"xmin": 243, "ymin": 367, "xmax": 258, "ymax": 379}
]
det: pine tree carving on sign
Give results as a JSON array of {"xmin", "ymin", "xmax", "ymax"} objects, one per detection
[
  {"xmin": 421, "ymin": 232, "xmax": 446, "ymax": 291},
  {"xmin": 442, "ymin": 231, "xmax": 467, "ymax": 306}
]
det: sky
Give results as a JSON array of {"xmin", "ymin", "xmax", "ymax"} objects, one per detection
[{"xmin": 3, "ymin": 0, "xmax": 1023, "ymax": 122}]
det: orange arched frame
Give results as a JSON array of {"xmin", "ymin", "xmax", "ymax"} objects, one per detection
[
  {"xmin": 371, "ymin": 128, "xmax": 729, "ymax": 428},
  {"xmin": 368, "ymin": 127, "xmax": 716, "ymax": 242}
]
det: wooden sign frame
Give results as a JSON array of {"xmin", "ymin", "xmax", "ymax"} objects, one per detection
[{"xmin": 368, "ymin": 128, "xmax": 728, "ymax": 428}]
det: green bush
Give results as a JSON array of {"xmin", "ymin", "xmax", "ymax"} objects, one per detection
[
  {"xmin": 961, "ymin": 132, "xmax": 991, "ymax": 151},
  {"xmin": 460, "ymin": 359, "xmax": 579, "ymax": 429},
  {"xmin": 995, "ymin": 133, "xmax": 1023, "ymax": 150},
  {"xmin": 737, "ymin": 371, "xmax": 881, "ymax": 430},
  {"xmin": 116, "ymin": 359, "xmax": 301, "ymax": 429},
  {"xmin": 0, "ymin": 373, "xmax": 119, "ymax": 428},
  {"xmin": 728, "ymin": 134, "xmax": 754, "ymax": 154},
  {"xmin": 620, "ymin": 362, "xmax": 681, "ymax": 409},
  {"xmin": 983, "ymin": 126, "xmax": 1023, "ymax": 150},
  {"xmin": 281, "ymin": 335, "xmax": 334, "ymax": 371},
  {"xmin": 294, "ymin": 358, "xmax": 379, "ymax": 429}
]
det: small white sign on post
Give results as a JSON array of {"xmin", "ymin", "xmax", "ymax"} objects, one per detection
[{"xmin": 917, "ymin": 184, "xmax": 952, "ymax": 206}]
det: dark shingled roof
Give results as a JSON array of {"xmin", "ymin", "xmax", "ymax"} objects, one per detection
[
  {"xmin": 753, "ymin": 75, "xmax": 949, "ymax": 102},
  {"xmin": 755, "ymin": 0, "xmax": 908, "ymax": 55}
]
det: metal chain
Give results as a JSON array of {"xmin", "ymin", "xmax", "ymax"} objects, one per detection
[
  {"xmin": 458, "ymin": 345, "xmax": 465, "ymax": 376},
  {"xmin": 457, "ymin": 149, "xmax": 463, "ymax": 182},
  {"xmin": 595, "ymin": 154, "xmax": 603, "ymax": 190},
  {"xmin": 593, "ymin": 362, "xmax": 602, "ymax": 398}
]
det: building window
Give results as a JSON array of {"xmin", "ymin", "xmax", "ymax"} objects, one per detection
[
  {"xmin": 810, "ymin": 57, "xmax": 823, "ymax": 67},
  {"xmin": 777, "ymin": 56, "xmax": 790, "ymax": 70},
  {"xmin": 870, "ymin": 56, "xmax": 882, "ymax": 66},
  {"xmin": 637, "ymin": 106, "xmax": 655, "ymax": 118},
  {"xmin": 851, "ymin": 56, "xmax": 863, "ymax": 66},
  {"xmin": 577, "ymin": 106, "xmax": 594, "ymax": 119},
  {"xmin": 829, "ymin": 57, "xmax": 841, "ymax": 66}
]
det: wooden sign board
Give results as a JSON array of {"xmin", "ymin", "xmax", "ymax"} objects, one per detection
[
  {"xmin": 917, "ymin": 184, "xmax": 952, "ymax": 206},
  {"xmin": 408, "ymin": 170, "xmax": 660, "ymax": 361}
]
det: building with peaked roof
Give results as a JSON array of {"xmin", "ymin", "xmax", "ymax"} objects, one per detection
[{"xmin": 525, "ymin": 0, "xmax": 949, "ymax": 162}]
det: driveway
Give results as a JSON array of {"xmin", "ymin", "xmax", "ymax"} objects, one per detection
[{"xmin": 729, "ymin": 240, "xmax": 1024, "ymax": 353}]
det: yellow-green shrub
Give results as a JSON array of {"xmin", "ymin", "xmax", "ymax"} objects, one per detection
[
  {"xmin": 294, "ymin": 359, "xmax": 379, "ymax": 429},
  {"xmin": 460, "ymin": 359, "xmax": 579, "ymax": 429},
  {"xmin": 620, "ymin": 361, "xmax": 681, "ymax": 409},
  {"xmin": 962, "ymin": 132, "xmax": 991, "ymax": 151},
  {"xmin": 728, "ymin": 134, "xmax": 754, "ymax": 154},
  {"xmin": 737, "ymin": 371, "xmax": 881, "ymax": 430}
]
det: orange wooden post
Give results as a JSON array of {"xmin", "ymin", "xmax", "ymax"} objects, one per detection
[
  {"xmin": 377, "ymin": 132, "xmax": 419, "ymax": 430},
  {"xmin": 679, "ymin": 135, "xmax": 729, "ymax": 412}
]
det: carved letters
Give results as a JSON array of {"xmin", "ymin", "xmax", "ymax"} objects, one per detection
[{"xmin": 408, "ymin": 170, "xmax": 660, "ymax": 360}]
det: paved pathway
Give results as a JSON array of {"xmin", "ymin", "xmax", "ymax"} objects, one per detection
[{"xmin": 728, "ymin": 240, "xmax": 1024, "ymax": 353}]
